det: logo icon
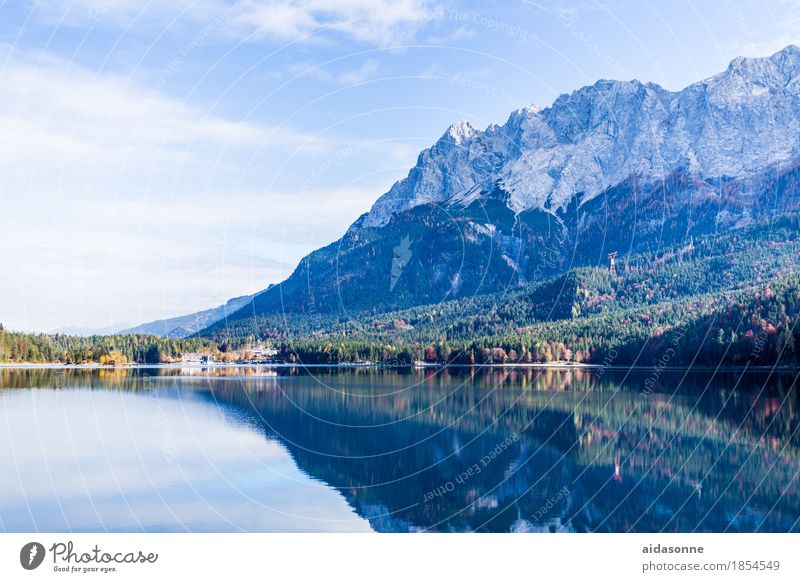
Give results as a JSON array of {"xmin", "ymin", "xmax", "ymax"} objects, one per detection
[{"xmin": 20, "ymin": 542, "xmax": 46, "ymax": 570}]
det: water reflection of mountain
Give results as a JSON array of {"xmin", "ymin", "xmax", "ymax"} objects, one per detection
[
  {"xmin": 195, "ymin": 367, "xmax": 800, "ymax": 533},
  {"xmin": 3, "ymin": 367, "xmax": 798, "ymax": 532}
]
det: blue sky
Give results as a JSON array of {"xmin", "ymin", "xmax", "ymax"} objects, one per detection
[{"xmin": 1, "ymin": 0, "xmax": 798, "ymax": 332}]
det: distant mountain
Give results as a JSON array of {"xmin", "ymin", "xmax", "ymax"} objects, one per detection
[
  {"xmin": 51, "ymin": 323, "xmax": 131, "ymax": 337},
  {"xmin": 123, "ymin": 295, "xmax": 252, "ymax": 338},
  {"xmin": 208, "ymin": 45, "xmax": 800, "ymax": 332}
]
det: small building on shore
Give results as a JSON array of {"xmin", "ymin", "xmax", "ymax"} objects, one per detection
[{"xmin": 180, "ymin": 353, "xmax": 214, "ymax": 365}]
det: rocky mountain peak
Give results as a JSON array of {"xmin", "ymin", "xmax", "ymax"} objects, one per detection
[
  {"xmin": 360, "ymin": 45, "xmax": 800, "ymax": 228},
  {"xmin": 443, "ymin": 119, "xmax": 476, "ymax": 144}
]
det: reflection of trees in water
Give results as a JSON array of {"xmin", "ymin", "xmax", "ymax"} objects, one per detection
[
  {"xmin": 202, "ymin": 367, "xmax": 800, "ymax": 532},
  {"xmin": 3, "ymin": 367, "xmax": 799, "ymax": 532}
]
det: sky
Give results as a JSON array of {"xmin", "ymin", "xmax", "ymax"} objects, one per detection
[{"xmin": 1, "ymin": 0, "xmax": 798, "ymax": 332}]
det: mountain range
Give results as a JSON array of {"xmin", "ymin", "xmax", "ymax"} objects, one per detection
[
  {"xmin": 121, "ymin": 295, "xmax": 252, "ymax": 338},
  {"xmin": 129, "ymin": 45, "xmax": 800, "ymax": 339}
]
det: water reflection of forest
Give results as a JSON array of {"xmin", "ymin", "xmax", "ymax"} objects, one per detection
[{"xmin": 3, "ymin": 366, "xmax": 799, "ymax": 532}]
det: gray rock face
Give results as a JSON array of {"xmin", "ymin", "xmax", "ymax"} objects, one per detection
[{"xmin": 363, "ymin": 45, "xmax": 800, "ymax": 228}]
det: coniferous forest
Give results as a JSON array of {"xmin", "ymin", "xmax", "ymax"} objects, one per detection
[
  {"xmin": 3, "ymin": 213, "xmax": 800, "ymax": 368},
  {"xmin": 201, "ymin": 213, "xmax": 800, "ymax": 367},
  {"xmin": 0, "ymin": 328, "xmax": 218, "ymax": 365}
]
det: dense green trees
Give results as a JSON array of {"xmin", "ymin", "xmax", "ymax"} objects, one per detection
[
  {"xmin": 0, "ymin": 330, "xmax": 219, "ymax": 365},
  {"xmin": 5, "ymin": 213, "xmax": 800, "ymax": 368},
  {"xmin": 207, "ymin": 213, "xmax": 800, "ymax": 367}
]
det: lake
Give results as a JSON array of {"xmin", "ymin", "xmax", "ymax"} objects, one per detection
[{"xmin": 1, "ymin": 366, "xmax": 798, "ymax": 532}]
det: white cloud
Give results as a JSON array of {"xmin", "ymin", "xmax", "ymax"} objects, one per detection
[
  {"xmin": 427, "ymin": 24, "xmax": 476, "ymax": 44},
  {"xmin": 0, "ymin": 45, "xmax": 335, "ymax": 181},
  {"xmin": 288, "ymin": 58, "xmax": 380, "ymax": 85},
  {"xmin": 0, "ymin": 45, "xmax": 395, "ymax": 331},
  {"xmin": 0, "ymin": 183, "xmax": 379, "ymax": 332},
  {"xmin": 722, "ymin": 0, "xmax": 800, "ymax": 58},
  {"xmin": 27, "ymin": 0, "xmax": 223, "ymax": 29},
  {"xmin": 231, "ymin": 0, "xmax": 439, "ymax": 45},
  {"xmin": 26, "ymin": 0, "xmax": 442, "ymax": 46}
]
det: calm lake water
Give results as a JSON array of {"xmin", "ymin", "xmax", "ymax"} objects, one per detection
[{"xmin": 1, "ymin": 366, "xmax": 799, "ymax": 532}]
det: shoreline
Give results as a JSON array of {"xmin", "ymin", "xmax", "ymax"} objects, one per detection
[{"xmin": 1, "ymin": 362, "xmax": 799, "ymax": 372}]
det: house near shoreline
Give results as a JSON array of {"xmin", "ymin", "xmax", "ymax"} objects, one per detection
[{"xmin": 180, "ymin": 352, "xmax": 214, "ymax": 365}]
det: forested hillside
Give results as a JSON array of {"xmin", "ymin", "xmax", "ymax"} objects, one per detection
[
  {"xmin": 6, "ymin": 214, "xmax": 800, "ymax": 368},
  {"xmin": 200, "ymin": 213, "xmax": 800, "ymax": 367},
  {"xmin": 0, "ymin": 326, "xmax": 219, "ymax": 364},
  {"xmin": 210, "ymin": 47, "xmax": 800, "ymax": 328}
]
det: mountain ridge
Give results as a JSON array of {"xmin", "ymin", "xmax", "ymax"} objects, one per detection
[
  {"xmin": 202, "ymin": 45, "xmax": 800, "ymax": 333},
  {"xmin": 122, "ymin": 295, "xmax": 252, "ymax": 338},
  {"xmin": 363, "ymin": 44, "xmax": 800, "ymax": 228}
]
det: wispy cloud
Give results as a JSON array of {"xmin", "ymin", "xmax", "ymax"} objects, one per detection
[
  {"xmin": 0, "ymin": 44, "xmax": 388, "ymax": 331},
  {"xmin": 26, "ymin": 0, "xmax": 222, "ymax": 30},
  {"xmin": 0, "ymin": 183, "xmax": 377, "ymax": 331},
  {"xmin": 288, "ymin": 58, "xmax": 380, "ymax": 84},
  {"xmin": 0, "ymin": 44, "xmax": 306, "ymax": 173},
  {"xmin": 427, "ymin": 25, "xmax": 476, "ymax": 45},
  {"xmin": 0, "ymin": 42, "xmax": 355, "ymax": 194},
  {"xmin": 230, "ymin": 0, "xmax": 439, "ymax": 45},
  {"xmin": 27, "ymin": 0, "xmax": 442, "ymax": 46},
  {"xmin": 721, "ymin": 0, "xmax": 800, "ymax": 57}
]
